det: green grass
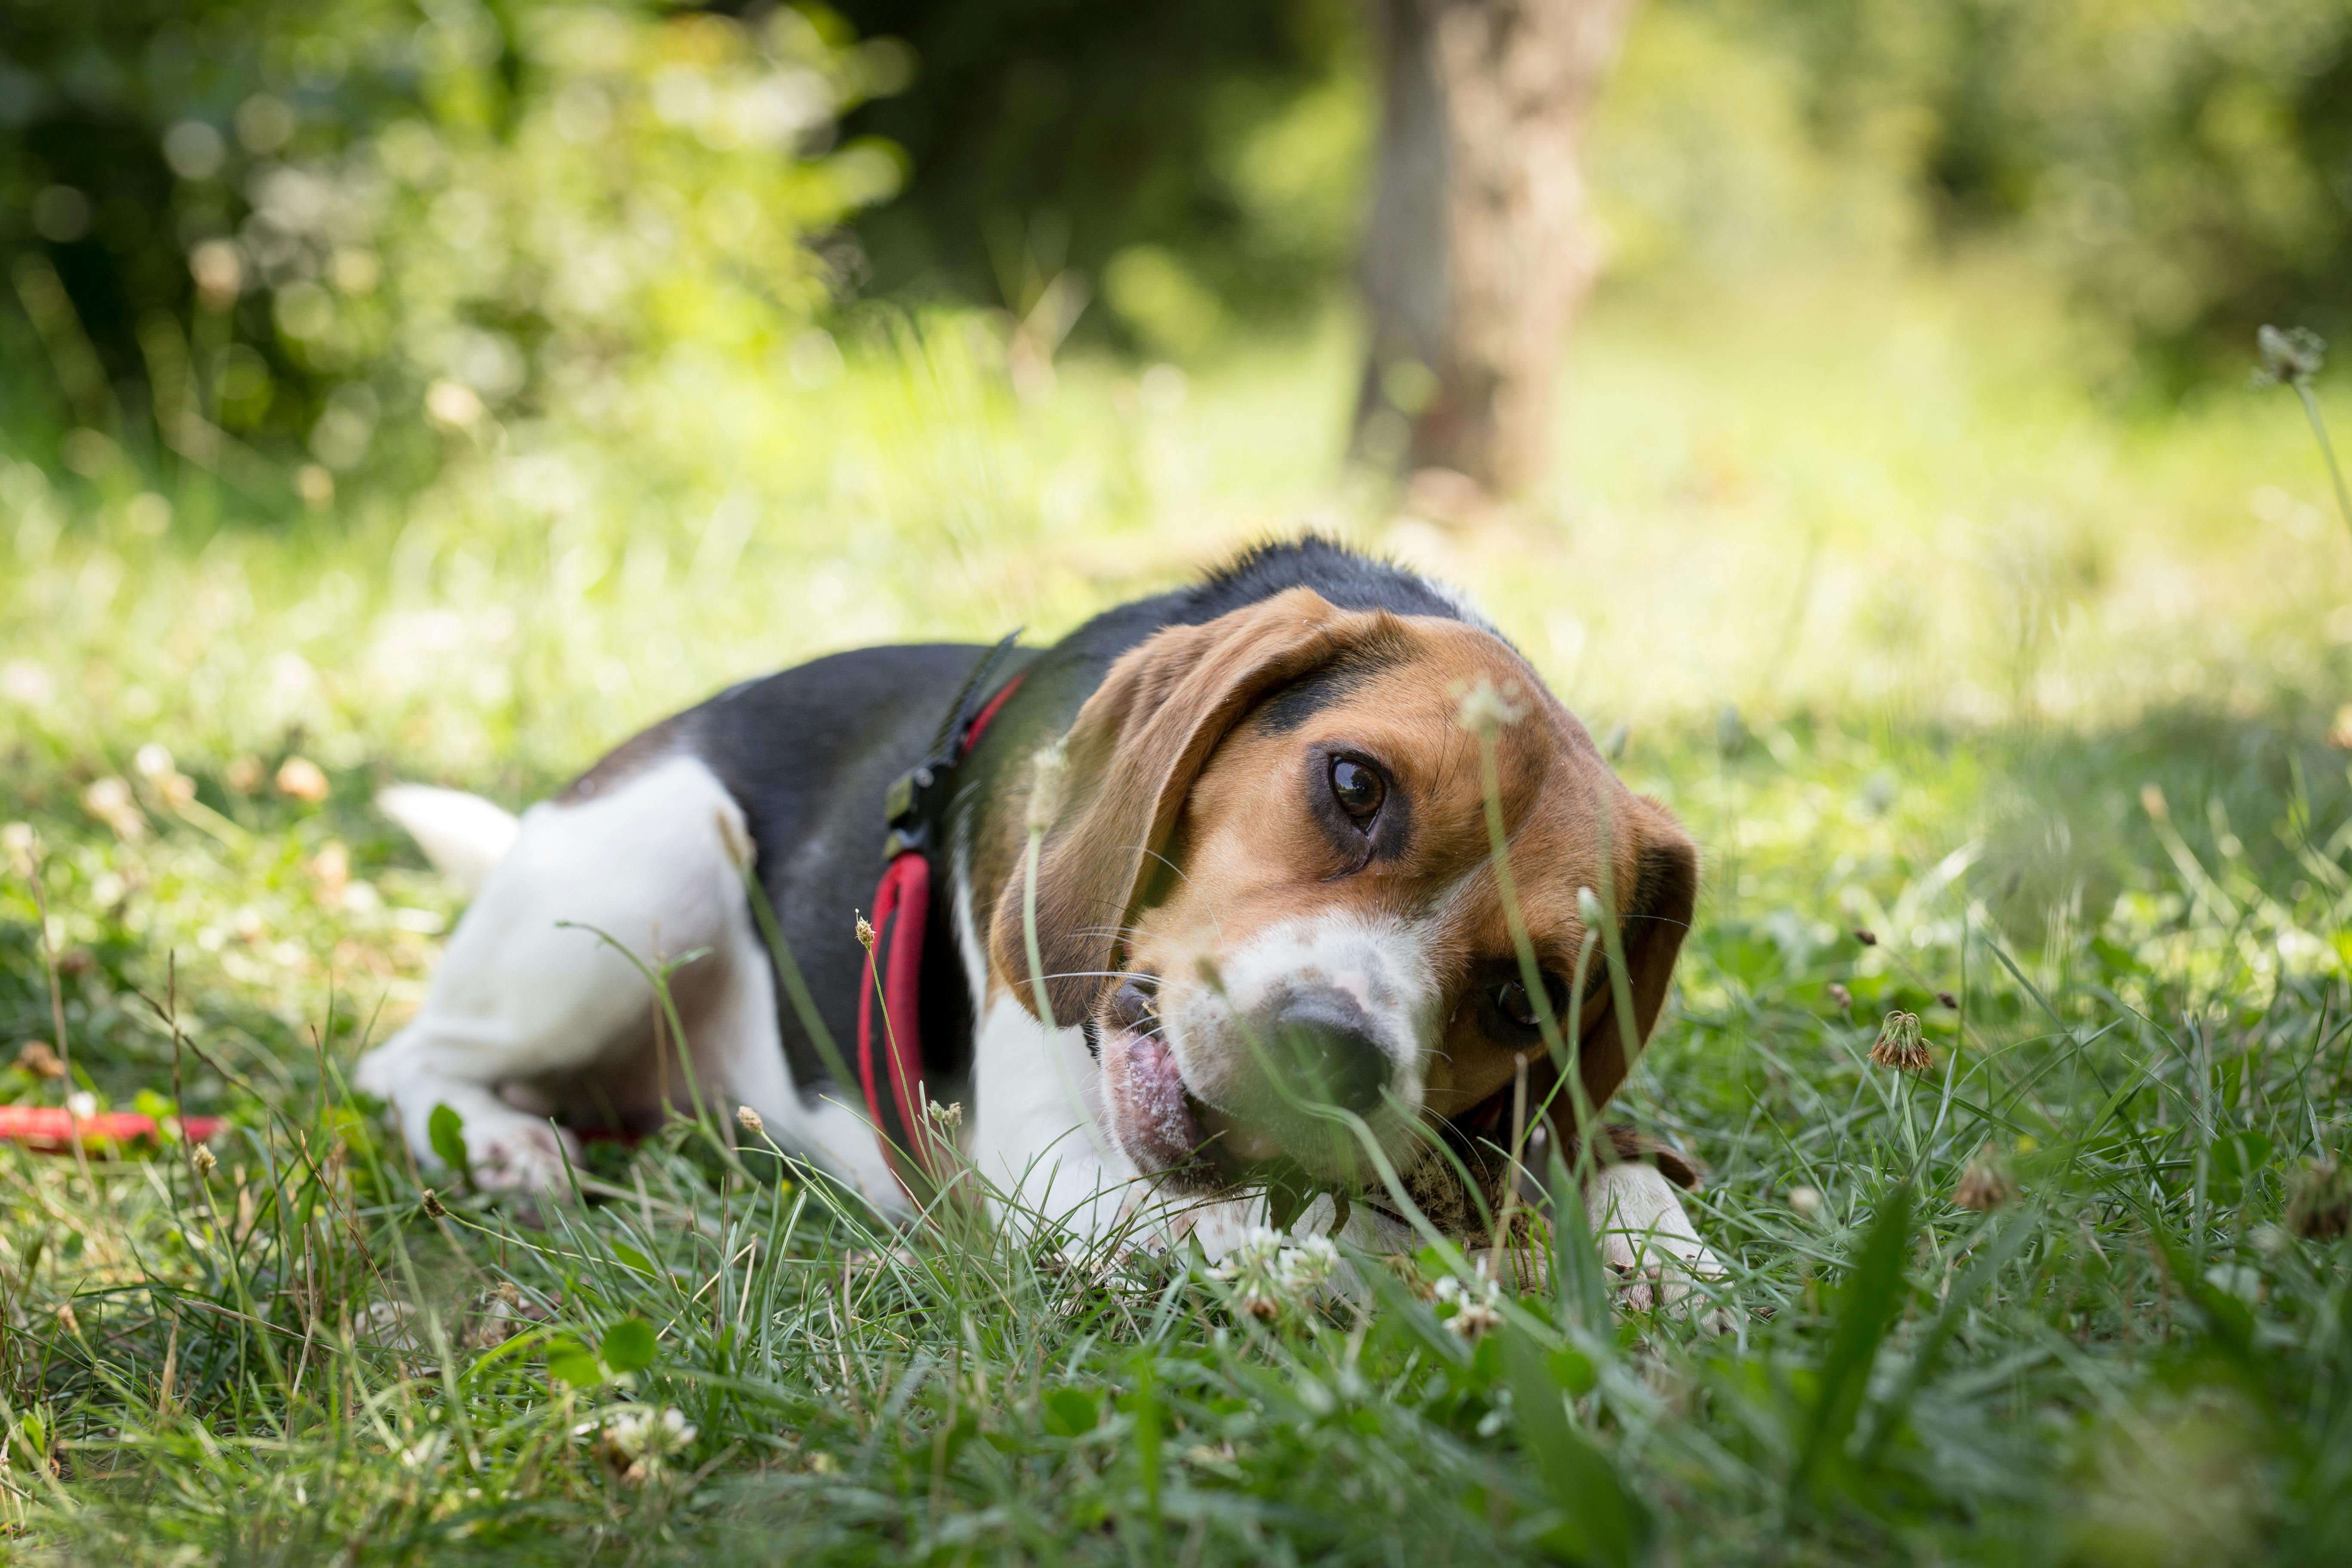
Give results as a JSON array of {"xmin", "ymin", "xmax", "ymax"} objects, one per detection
[{"xmin": 7, "ymin": 266, "xmax": 2352, "ymax": 1564}]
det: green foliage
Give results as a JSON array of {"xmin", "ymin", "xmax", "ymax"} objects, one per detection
[
  {"xmin": 1501, "ymin": 1326, "xmax": 1651, "ymax": 1567},
  {"xmin": 1788, "ymin": 1181, "xmax": 1911, "ymax": 1507},
  {"xmin": 0, "ymin": 0, "xmax": 897, "ymax": 508},
  {"xmin": 833, "ymin": 0, "xmax": 1365, "ymax": 337},
  {"xmin": 599, "ymin": 1315, "xmax": 656, "ymax": 1375},
  {"xmin": 426, "ymin": 1099, "xmax": 468, "ymax": 1178},
  {"xmin": 1659, "ymin": 0, "xmax": 2352, "ymax": 374}
]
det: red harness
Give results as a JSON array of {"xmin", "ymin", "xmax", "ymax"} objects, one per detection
[{"xmin": 855, "ymin": 670, "xmax": 1024, "ymax": 1192}]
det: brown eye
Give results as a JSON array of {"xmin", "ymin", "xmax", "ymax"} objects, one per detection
[
  {"xmin": 1329, "ymin": 757, "xmax": 1385, "ymax": 823},
  {"xmin": 1494, "ymin": 978, "xmax": 1556, "ymax": 1030}
]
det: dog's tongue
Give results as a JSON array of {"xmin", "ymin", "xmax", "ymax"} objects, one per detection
[{"xmin": 1102, "ymin": 1029, "xmax": 1198, "ymax": 1171}]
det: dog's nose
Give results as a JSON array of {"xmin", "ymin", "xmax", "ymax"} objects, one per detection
[{"xmin": 1265, "ymin": 993, "xmax": 1391, "ymax": 1115}]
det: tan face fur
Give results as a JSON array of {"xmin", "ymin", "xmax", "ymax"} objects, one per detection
[{"xmin": 989, "ymin": 588, "xmax": 1697, "ymax": 1194}]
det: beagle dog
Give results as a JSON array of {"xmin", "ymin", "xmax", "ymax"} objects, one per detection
[{"xmin": 357, "ymin": 539, "xmax": 1722, "ymax": 1298}]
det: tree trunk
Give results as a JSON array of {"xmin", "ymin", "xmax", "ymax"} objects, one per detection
[{"xmin": 1354, "ymin": 0, "xmax": 1638, "ymax": 494}]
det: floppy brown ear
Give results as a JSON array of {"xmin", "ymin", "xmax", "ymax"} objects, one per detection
[
  {"xmin": 988, "ymin": 586, "xmax": 1406, "ymax": 1025},
  {"xmin": 1562, "ymin": 800, "xmax": 1700, "ymax": 1122}
]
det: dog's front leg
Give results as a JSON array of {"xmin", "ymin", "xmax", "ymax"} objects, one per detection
[
  {"xmin": 965, "ymin": 992, "xmax": 1142, "ymax": 1251},
  {"xmin": 1584, "ymin": 1159, "xmax": 1731, "ymax": 1329}
]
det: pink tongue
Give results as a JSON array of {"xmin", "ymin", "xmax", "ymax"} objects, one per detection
[
  {"xmin": 1124, "ymin": 1035, "xmax": 1189, "ymax": 1130},
  {"xmin": 1108, "ymin": 1032, "xmax": 1197, "ymax": 1164}
]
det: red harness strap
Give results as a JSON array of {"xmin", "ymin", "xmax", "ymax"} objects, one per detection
[{"xmin": 855, "ymin": 672, "xmax": 1024, "ymax": 1192}]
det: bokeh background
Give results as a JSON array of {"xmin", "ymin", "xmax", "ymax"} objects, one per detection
[
  {"xmin": 10, "ymin": 8, "xmax": 2352, "ymax": 1562},
  {"xmin": 11, "ymin": 0, "xmax": 2352, "ymax": 1094},
  {"xmin": 8, "ymin": 0, "xmax": 2352, "ymax": 772}
]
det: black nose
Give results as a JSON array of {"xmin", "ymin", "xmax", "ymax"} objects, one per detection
[{"xmin": 1265, "ymin": 993, "xmax": 1391, "ymax": 1115}]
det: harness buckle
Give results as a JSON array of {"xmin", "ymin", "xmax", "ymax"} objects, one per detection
[{"xmin": 882, "ymin": 764, "xmax": 940, "ymax": 860}]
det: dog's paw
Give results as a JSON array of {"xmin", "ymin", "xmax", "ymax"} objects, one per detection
[
  {"xmin": 457, "ymin": 1109, "xmax": 582, "ymax": 1194},
  {"xmin": 1605, "ymin": 1233, "xmax": 1732, "ymax": 1331}
]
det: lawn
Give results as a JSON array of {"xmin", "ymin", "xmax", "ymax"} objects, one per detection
[{"xmin": 6, "ymin": 264, "xmax": 2352, "ymax": 1564}]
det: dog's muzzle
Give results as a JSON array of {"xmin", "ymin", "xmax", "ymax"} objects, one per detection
[
  {"xmin": 1256, "ymin": 989, "xmax": 1391, "ymax": 1117},
  {"xmin": 1096, "ymin": 938, "xmax": 1426, "ymax": 1188}
]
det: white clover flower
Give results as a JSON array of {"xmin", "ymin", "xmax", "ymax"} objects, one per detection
[
  {"xmin": 603, "ymin": 1403, "xmax": 697, "ymax": 1461},
  {"xmin": 1276, "ymin": 1234, "xmax": 1339, "ymax": 1295},
  {"xmin": 596, "ymin": 1404, "xmax": 698, "ymax": 1484},
  {"xmin": 1208, "ymin": 1226, "xmax": 1336, "ymax": 1320},
  {"xmin": 1433, "ymin": 1274, "xmax": 1504, "ymax": 1341}
]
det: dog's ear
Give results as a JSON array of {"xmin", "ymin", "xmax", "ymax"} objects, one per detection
[
  {"xmin": 1555, "ymin": 801, "xmax": 1700, "ymax": 1126},
  {"xmin": 989, "ymin": 587, "xmax": 1400, "ymax": 1025}
]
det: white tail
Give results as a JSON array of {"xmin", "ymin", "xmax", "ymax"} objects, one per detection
[{"xmin": 377, "ymin": 785, "xmax": 522, "ymax": 897}]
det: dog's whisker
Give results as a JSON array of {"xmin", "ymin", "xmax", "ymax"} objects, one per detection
[{"xmin": 1135, "ymin": 845, "xmax": 1194, "ymax": 886}]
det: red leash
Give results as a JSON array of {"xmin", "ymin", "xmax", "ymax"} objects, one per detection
[
  {"xmin": 0, "ymin": 1105, "xmax": 222, "ymax": 1152},
  {"xmin": 856, "ymin": 670, "xmax": 1024, "ymax": 1191}
]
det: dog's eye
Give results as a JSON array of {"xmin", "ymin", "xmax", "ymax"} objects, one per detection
[
  {"xmin": 1328, "ymin": 757, "xmax": 1385, "ymax": 823},
  {"xmin": 1494, "ymin": 978, "xmax": 1553, "ymax": 1030}
]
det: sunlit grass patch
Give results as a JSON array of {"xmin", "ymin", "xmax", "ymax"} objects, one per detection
[
  {"xmin": 5, "ymin": 695, "xmax": 2352, "ymax": 1562},
  {"xmin": 7, "ymin": 270, "xmax": 2352, "ymax": 1561}
]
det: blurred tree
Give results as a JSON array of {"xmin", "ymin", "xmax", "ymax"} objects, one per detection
[{"xmin": 1351, "ymin": 0, "xmax": 1637, "ymax": 492}]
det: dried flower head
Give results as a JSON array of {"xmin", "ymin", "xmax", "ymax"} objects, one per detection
[
  {"xmin": 854, "ymin": 914, "xmax": 876, "ymax": 952},
  {"xmin": 275, "ymin": 756, "xmax": 331, "ymax": 803},
  {"xmin": 81, "ymin": 777, "xmax": 146, "ymax": 841},
  {"xmin": 134, "ymin": 744, "xmax": 197, "ymax": 808},
  {"xmin": 2286, "ymin": 1156, "xmax": 2352, "ymax": 1241},
  {"xmin": 1026, "ymin": 742, "xmax": 1069, "ymax": 836},
  {"xmin": 1870, "ymin": 1011, "xmax": 1931, "ymax": 1072},
  {"xmin": 190, "ymin": 1143, "xmax": 217, "ymax": 1179},
  {"xmin": 2254, "ymin": 324, "xmax": 2327, "ymax": 390},
  {"xmin": 1, "ymin": 820, "xmax": 34, "ymax": 876},
  {"xmin": 1852, "ymin": 927, "xmax": 1878, "ymax": 946},
  {"xmin": 421, "ymin": 1188, "xmax": 447, "ymax": 1219},
  {"xmin": 1937, "ymin": 990, "xmax": 1960, "ymax": 1010},
  {"xmin": 466, "ymin": 1281, "xmax": 534, "ymax": 1349},
  {"xmin": 1954, "ymin": 1142, "xmax": 2013, "ymax": 1212},
  {"xmin": 1454, "ymin": 677, "xmax": 1528, "ymax": 735},
  {"xmin": 735, "ymin": 1104, "xmax": 764, "ymax": 1137},
  {"xmin": 16, "ymin": 1040, "xmax": 65, "ymax": 1080},
  {"xmin": 1826, "ymin": 983, "xmax": 1853, "ymax": 1010}
]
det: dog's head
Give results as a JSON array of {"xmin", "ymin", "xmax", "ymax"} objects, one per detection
[{"xmin": 987, "ymin": 587, "xmax": 1697, "ymax": 1194}]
